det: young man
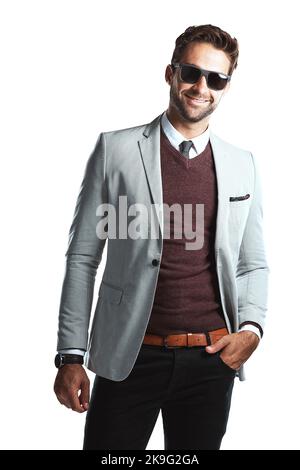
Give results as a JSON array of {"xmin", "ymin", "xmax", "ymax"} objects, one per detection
[{"xmin": 54, "ymin": 24, "xmax": 269, "ymax": 450}]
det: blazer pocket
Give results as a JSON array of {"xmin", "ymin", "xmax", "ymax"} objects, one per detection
[
  {"xmin": 98, "ymin": 280, "xmax": 123, "ymax": 304},
  {"xmin": 229, "ymin": 193, "xmax": 250, "ymax": 202}
]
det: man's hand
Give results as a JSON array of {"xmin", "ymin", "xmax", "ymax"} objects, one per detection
[
  {"xmin": 54, "ymin": 364, "xmax": 90, "ymax": 413},
  {"xmin": 206, "ymin": 331, "xmax": 260, "ymax": 370}
]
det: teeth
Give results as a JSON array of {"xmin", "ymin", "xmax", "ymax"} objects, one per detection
[{"xmin": 188, "ymin": 96, "xmax": 207, "ymax": 102}]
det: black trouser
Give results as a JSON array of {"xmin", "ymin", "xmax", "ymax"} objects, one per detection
[{"xmin": 83, "ymin": 343, "xmax": 235, "ymax": 450}]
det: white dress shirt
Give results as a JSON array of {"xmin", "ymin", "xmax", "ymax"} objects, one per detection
[
  {"xmin": 161, "ymin": 110, "xmax": 210, "ymax": 158},
  {"xmin": 59, "ymin": 112, "xmax": 260, "ymax": 357}
]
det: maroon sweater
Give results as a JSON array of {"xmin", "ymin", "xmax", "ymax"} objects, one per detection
[{"xmin": 145, "ymin": 125, "xmax": 227, "ymax": 335}]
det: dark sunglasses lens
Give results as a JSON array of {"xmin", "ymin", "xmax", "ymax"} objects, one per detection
[
  {"xmin": 207, "ymin": 72, "xmax": 228, "ymax": 90},
  {"xmin": 180, "ymin": 65, "xmax": 201, "ymax": 84}
]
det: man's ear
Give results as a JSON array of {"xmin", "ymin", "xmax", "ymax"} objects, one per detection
[{"xmin": 165, "ymin": 64, "xmax": 173, "ymax": 85}]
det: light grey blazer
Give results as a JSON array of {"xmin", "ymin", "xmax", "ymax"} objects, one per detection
[{"xmin": 57, "ymin": 112, "xmax": 269, "ymax": 381}]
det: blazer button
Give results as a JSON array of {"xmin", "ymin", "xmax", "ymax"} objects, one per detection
[{"xmin": 152, "ymin": 259, "xmax": 159, "ymax": 267}]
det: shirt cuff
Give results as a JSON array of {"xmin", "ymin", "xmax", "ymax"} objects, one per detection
[
  {"xmin": 238, "ymin": 324, "xmax": 261, "ymax": 340},
  {"xmin": 57, "ymin": 349, "xmax": 86, "ymax": 356}
]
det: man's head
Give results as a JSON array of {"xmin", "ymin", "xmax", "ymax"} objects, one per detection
[{"xmin": 165, "ymin": 25, "xmax": 239, "ymax": 128}]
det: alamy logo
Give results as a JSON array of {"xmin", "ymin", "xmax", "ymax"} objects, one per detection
[{"xmin": 95, "ymin": 196, "xmax": 204, "ymax": 251}]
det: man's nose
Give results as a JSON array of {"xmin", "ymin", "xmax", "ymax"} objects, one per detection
[{"xmin": 190, "ymin": 75, "xmax": 209, "ymax": 94}]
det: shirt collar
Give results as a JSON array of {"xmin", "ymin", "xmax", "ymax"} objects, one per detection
[{"xmin": 161, "ymin": 110, "xmax": 210, "ymax": 155}]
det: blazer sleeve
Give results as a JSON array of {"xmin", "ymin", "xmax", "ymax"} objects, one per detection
[
  {"xmin": 56, "ymin": 132, "xmax": 108, "ymax": 351},
  {"xmin": 236, "ymin": 152, "xmax": 270, "ymax": 331}
]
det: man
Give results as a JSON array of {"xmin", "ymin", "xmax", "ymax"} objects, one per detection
[{"xmin": 54, "ymin": 24, "xmax": 269, "ymax": 450}]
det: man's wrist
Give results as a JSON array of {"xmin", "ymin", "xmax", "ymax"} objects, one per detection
[
  {"xmin": 238, "ymin": 324, "xmax": 261, "ymax": 340},
  {"xmin": 54, "ymin": 353, "xmax": 84, "ymax": 369}
]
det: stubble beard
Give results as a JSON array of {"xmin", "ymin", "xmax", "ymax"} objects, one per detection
[{"xmin": 170, "ymin": 85, "xmax": 217, "ymax": 123}]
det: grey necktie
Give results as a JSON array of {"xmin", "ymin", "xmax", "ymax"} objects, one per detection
[{"xmin": 179, "ymin": 140, "xmax": 193, "ymax": 159}]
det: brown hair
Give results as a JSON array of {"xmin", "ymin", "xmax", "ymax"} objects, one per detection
[{"xmin": 171, "ymin": 24, "xmax": 239, "ymax": 76}]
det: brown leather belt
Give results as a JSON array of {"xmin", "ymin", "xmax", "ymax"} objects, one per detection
[{"xmin": 143, "ymin": 327, "xmax": 228, "ymax": 348}]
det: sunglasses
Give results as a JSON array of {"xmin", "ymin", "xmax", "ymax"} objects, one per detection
[{"xmin": 171, "ymin": 62, "xmax": 231, "ymax": 91}]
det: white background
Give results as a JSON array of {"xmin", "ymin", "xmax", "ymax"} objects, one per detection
[{"xmin": 1, "ymin": 0, "xmax": 299, "ymax": 450}]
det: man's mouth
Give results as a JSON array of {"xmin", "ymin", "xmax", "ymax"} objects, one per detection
[{"xmin": 185, "ymin": 94, "xmax": 210, "ymax": 104}]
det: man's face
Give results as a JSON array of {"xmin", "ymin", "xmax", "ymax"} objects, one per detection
[{"xmin": 166, "ymin": 42, "xmax": 232, "ymax": 123}]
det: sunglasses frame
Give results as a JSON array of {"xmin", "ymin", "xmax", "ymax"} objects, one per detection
[{"xmin": 171, "ymin": 62, "xmax": 231, "ymax": 91}]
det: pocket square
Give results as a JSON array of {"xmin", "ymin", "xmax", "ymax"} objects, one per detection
[{"xmin": 229, "ymin": 193, "xmax": 250, "ymax": 202}]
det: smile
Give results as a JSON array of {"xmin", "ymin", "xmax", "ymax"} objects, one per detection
[{"xmin": 185, "ymin": 94, "xmax": 210, "ymax": 105}]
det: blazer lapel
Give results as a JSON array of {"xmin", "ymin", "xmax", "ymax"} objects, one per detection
[
  {"xmin": 209, "ymin": 130, "xmax": 228, "ymax": 252},
  {"xmin": 138, "ymin": 113, "xmax": 164, "ymax": 238}
]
